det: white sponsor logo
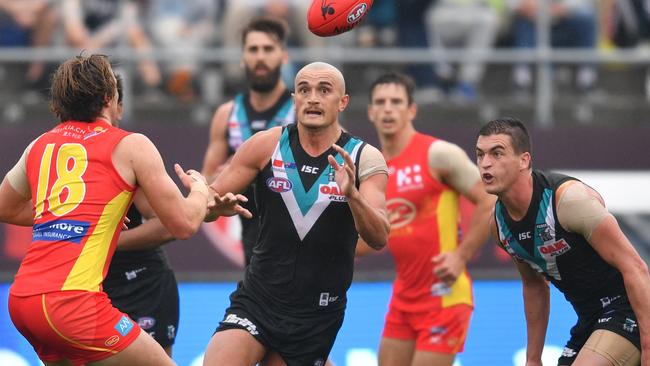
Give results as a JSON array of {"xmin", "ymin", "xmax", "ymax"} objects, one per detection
[
  {"xmin": 251, "ymin": 120, "xmax": 266, "ymax": 129},
  {"xmin": 301, "ymin": 165, "xmax": 320, "ymax": 174},
  {"xmin": 124, "ymin": 267, "xmax": 147, "ymax": 281},
  {"xmin": 518, "ymin": 231, "xmax": 531, "ymax": 240},
  {"xmin": 395, "ymin": 164, "xmax": 424, "ymax": 191},
  {"xmin": 319, "ymin": 292, "xmax": 330, "ymax": 306},
  {"xmin": 223, "ymin": 314, "xmax": 259, "ymax": 335},
  {"xmin": 561, "ymin": 347, "xmax": 577, "ymax": 358},
  {"xmin": 431, "ymin": 282, "xmax": 451, "ymax": 296}
]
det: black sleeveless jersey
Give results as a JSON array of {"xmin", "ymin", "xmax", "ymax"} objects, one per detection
[
  {"xmin": 244, "ymin": 124, "xmax": 366, "ymax": 315},
  {"xmin": 225, "ymin": 90, "xmax": 294, "ymax": 263},
  {"xmin": 494, "ymin": 170, "xmax": 626, "ymax": 317},
  {"xmin": 104, "ymin": 204, "xmax": 171, "ymax": 287}
]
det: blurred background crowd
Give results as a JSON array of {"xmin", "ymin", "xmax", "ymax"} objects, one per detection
[{"xmin": 1, "ymin": 0, "xmax": 650, "ymax": 126}]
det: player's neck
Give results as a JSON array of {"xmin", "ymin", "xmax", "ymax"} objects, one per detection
[
  {"xmin": 380, "ymin": 125, "xmax": 416, "ymax": 160},
  {"xmin": 249, "ymin": 81, "xmax": 286, "ymax": 112},
  {"xmin": 96, "ymin": 112, "xmax": 114, "ymax": 126},
  {"xmin": 501, "ymin": 171, "xmax": 533, "ymax": 221},
  {"xmin": 298, "ymin": 123, "xmax": 341, "ymax": 157}
]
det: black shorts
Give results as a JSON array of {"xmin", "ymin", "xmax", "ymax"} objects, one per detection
[
  {"xmin": 558, "ymin": 296, "xmax": 640, "ymax": 365},
  {"xmin": 104, "ymin": 270, "xmax": 179, "ymax": 348},
  {"xmin": 215, "ymin": 282, "xmax": 344, "ymax": 366}
]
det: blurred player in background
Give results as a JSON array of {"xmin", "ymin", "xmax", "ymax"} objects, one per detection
[
  {"xmin": 0, "ymin": 54, "xmax": 240, "ymax": 366},
  {"xmin": 202, "ymin": 62, "xmax": 390, "ymax": 366},
  {"xmin": 358, "ymin": 72, "xmax": 494, "ymax": 366},
  {"xmin": 104, "ymin": 74, "xmax": 179, "ymax": 357},
  {"xmin": 202, "ymin": 15, "xmax": 295, "ymax": 266},
  {"xmin": 476, "ymin": 117, "xmax": 650, "ymax": 366}
]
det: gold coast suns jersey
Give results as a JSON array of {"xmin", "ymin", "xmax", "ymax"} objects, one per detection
[
  {"xmin": 386, "ymin": 133, "xmax": 473, "ymax": 312},
  {"xmin": 11, "ymin": 121, "xmax": 135, "ymax": 296}
]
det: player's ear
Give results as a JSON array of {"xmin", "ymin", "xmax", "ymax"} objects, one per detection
[
  {"xmin": 408, "ymin": 102, "xmax": 417, "ymax": 121},
  {"xmin": 339, "ymin": 94, "xmax": 350, "ymax": 111},
  {"xmin": 520, "ymin": 151, "xmax": 531, "ymax": 170}
]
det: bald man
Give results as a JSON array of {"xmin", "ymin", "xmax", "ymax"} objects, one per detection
[{"xmin": 202, "ymin": 62, "xmax": 391, "ymax": 366}]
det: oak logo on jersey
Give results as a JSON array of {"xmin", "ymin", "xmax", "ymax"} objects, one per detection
[
  {"xmin": 32, "ymin": 219, "xmax": 90, "ymax": 244},
  {"xmin": 538, "ymin": 239, "xmax": 570, "ymax": 257},
  {"xmin": 267, "ymin": 177, "xmax": 293, "ymax": 192},
  {"xmin": 394, "ymin": 164, "xmax": 424, "ymax": 192},
  {"xmin": 319, "ymin": 183, "xmax": 347, "ymax": 202},
  {"xmin": 386, "ymin": 198, "xmax": 416, "ymax": 229}
]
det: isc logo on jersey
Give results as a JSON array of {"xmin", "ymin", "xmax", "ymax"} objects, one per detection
[
  {"xmin": 267, "ymin": 177, "xmax": 293, "ymax": 193},
  {"xmin": 319, "ymin": 183, "xmax": 347, "ymax": 202},
  {"xmin": 538, "ymin": 238, "xmax": 571, "ymax": 257}
]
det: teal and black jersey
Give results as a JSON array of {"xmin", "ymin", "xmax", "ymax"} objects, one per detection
[
  {"xmin": 226, "ymin": 90, "xmax": 294, "ymax": 155},
  {"xmin": 494, "ymin": 170, "xmax": 626, "ymax": 317},
  {"xmin": 104, "ymin": 205, "xmax": 172, "ymax": 287},
  {"xmin": 245, "ymin": 124, "xmax": 366, "ymax": 314},
  {"xmin": 225, "ymin": 89, "xmax": 294, "ymax": 264}
]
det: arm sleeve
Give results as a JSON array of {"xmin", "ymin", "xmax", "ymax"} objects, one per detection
[
  {"xmin": 358, "ymin": 144, "xmax": 388, "ymax": 182},
  {"xmin": 6, "ymin": 143, "xmax": 32, "ymax": 198},
  {"xmin": 556, "ymin": 182, "xmax": 609, "ymax": 241},
  {"xmin": 427, "ymin": 140, "xmax": 480, "ymax": 195}
]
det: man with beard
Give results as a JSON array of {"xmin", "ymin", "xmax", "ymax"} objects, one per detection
[{"xmin": 202, "ymin": 15, "xmax": 295, "ymax": 266}]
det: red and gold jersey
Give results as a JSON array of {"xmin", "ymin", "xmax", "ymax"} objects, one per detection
[
  {"xmin": 386, "ymin": 133, "xmax": 473, "ymax": 312},
  {"xmin": 11, "ymin": 121, "xmax": 135, "ymax": 296}
]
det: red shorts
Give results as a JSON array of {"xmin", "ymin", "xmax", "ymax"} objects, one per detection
[
  {"xmin": 8, "ymin": 290, "xmax": 141, "ymax": 365},
  {"xmin": 382, "ymin": 303, "xmax": 473, "ymax": 354}
]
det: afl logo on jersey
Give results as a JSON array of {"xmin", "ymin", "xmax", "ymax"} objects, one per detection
[
  {"xmin": 266, "ymin": 177, "xmax": 293, "ymax": 192},
  {"xmin": 387, "ymin": 198, "xmax": 416, "ymax": 229}
]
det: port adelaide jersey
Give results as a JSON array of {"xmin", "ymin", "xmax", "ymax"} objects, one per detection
[
  {"xmin": 494, "ymin": 170, "xmax": 626, "ymax": 315},
  {"xmin": 246, "ymin": 124, "xmax": 365, "ymax": 314}
]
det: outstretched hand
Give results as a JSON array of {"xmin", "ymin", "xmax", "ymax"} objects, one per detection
[
  {"xmin": 327, "ymin": 144, "xmax": 357, "ymax": 198},
  {"xmin": 204, "ymin": 191, "xmax": 252, "ymax": 222}
]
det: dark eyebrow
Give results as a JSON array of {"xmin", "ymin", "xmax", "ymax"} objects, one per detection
[{"xmin": 476, "ymin": 145, "xmax": 506, "ymax": 153}]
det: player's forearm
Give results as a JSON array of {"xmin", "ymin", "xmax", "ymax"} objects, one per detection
[
  {"xmin": 621, "ymin": 262, "xmax": 650, "ymax": 351},
  {"xmin": 117, "ymin": 218, "xmax": 174, "ymax": 251},
  {"xmin": 347, "ymin": 190, "xmax": 389, "ymax": 250},
  {"xmin": 0, "ymin": 202, "xmax": 33, "ymax": 226},
  {"xmin": 457, "ymin": 197, "xmax": 494, "ymax": 262},
  {"xmin": 355, "ymin": 237, "xmax": 381, "ymax": 256},
  {"xmin": 523, "ymin": 281, "xmax": 550, "ymax": 363},
  {"xmin": 165, "ymin": 184, "xmax": 209, "ymax": 240}
]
